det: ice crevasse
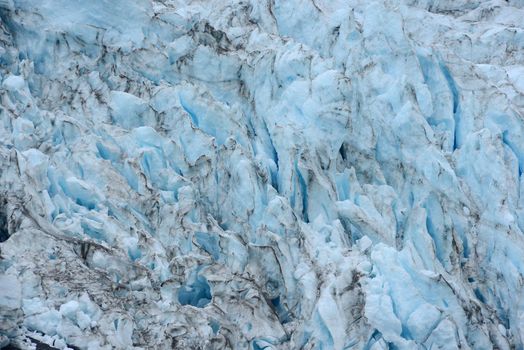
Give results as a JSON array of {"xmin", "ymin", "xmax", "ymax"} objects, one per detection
[{"xmin": 1, "ymin": 0, "xmax": 524, "ymax": 349}]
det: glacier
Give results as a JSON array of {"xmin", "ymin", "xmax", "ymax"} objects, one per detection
[{"xmin": 1, "ymin": 0, "xmax": 524, "ymax": 348}]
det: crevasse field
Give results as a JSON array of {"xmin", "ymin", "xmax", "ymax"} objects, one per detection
[{"xmin": 1, "ymin": 0, "xmax": 524, "ymax": 349}]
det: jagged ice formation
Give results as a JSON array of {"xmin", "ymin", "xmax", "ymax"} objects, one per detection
[{"xmin": 1, "ymin": 0, "xmax": 524, "ymax": 349}]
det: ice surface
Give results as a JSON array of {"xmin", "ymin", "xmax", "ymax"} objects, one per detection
[{"xmin": 1, "ymin": 0, "xmax": 524, "ymax": 348}]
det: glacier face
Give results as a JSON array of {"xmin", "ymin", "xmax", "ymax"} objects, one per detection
[{"xmin": 1, "ymin": 0, "xmax": 524, "ymax": 348}]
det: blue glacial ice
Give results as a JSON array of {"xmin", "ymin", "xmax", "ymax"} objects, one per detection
[{"xmin": 1, "ymin": 0, "xmax": 524, "ymax": 349}]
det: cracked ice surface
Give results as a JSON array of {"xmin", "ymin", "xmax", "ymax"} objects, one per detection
[{"xmin": 1, "ymin": 0, "xmax": 524, "ymax": 349}]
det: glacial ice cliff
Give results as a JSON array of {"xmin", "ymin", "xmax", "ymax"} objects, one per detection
[{"xmin": 1, "ymin": 0, "xmax": 524, "ymax": 348}]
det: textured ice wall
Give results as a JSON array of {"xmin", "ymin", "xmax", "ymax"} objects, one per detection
[{"xmin": 1, "ymin": 0, "xmax": 524, "ymax": 349}]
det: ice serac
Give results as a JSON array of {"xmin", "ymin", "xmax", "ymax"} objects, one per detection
[{"xmin": 0, "ymin": 0, "xmax": 523, "ymax": 349}]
